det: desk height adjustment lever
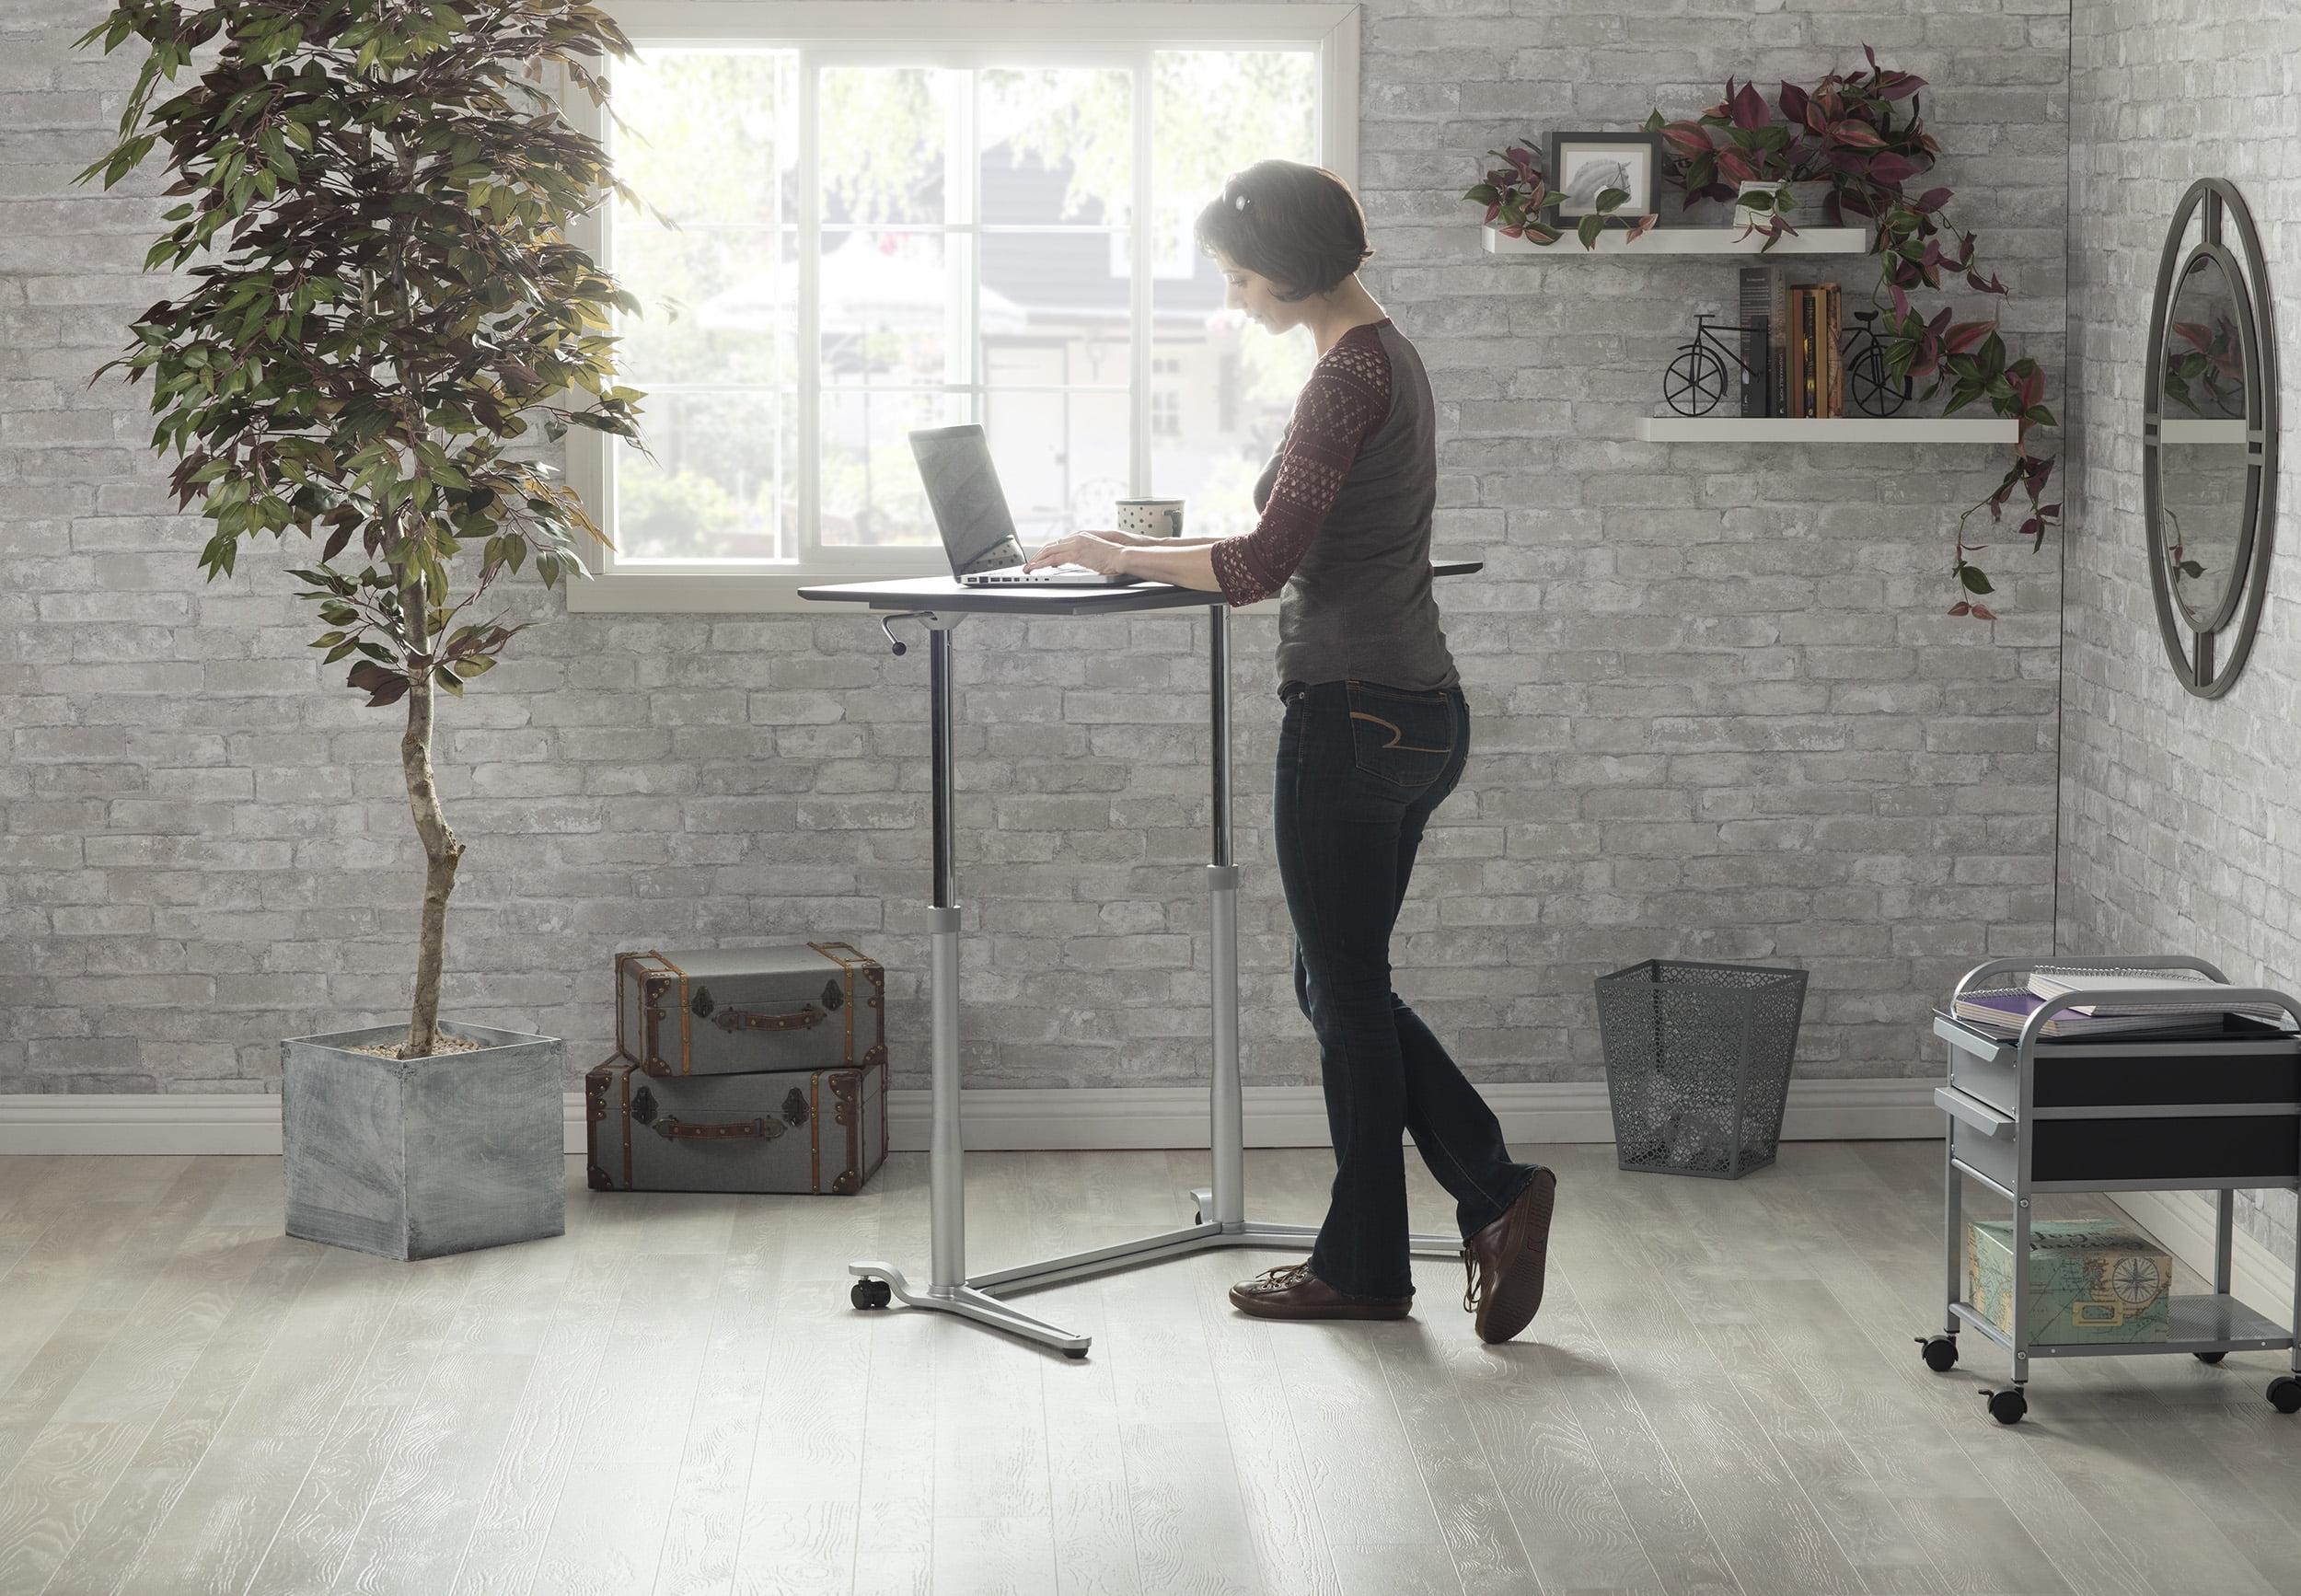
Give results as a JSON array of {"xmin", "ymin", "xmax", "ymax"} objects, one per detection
[
  {"xmin": 878, "ymin": 609, "xmax": 960, "ymax": 655},
  {"xmin": 878, "ymin": 610, "xmax": 926, "ymax": 655}
]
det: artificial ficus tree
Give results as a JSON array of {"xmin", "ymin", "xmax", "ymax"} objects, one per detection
[{"xmin": 74, "ymin": 0, "xmax": 653, "ymax": 1058}]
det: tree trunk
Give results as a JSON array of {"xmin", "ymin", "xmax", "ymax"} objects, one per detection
[{"xmin": 400, "ymin": 570, "xmax": 464, "ymax": 1058}]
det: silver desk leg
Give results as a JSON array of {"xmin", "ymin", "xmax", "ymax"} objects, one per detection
[
  {"xmin": 847, "ymin": 615, "xmax": 1092, "ymax": 1358},
  {"xmin": 851, "ymin": 605, "xmax": 1460, "ymax": 1361}
]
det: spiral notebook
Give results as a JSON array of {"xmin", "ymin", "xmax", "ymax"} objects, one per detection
[{"xmin": 1952, "ymin": 966, "xmax": 2292, "ymax": 1040}]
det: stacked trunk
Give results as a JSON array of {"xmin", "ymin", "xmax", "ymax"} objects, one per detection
[{"xmin": 586, "ymin": 943, "xmax": 889, "ymax": 1195}]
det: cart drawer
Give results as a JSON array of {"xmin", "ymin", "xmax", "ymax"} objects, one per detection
[
  {"xmin": 2029, "ymin": 1115, "xmax": 2299, "ymax": 1185},
  {"xmin": 1952, "ymin": 1114, "xmax": 2018, "ymax": 1191},
  {"xmin": 1943, "ymin": 1027, "xmax": 2301, "ymax": 1117}
]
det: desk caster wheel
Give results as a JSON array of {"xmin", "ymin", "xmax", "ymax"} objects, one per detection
[
  {"xmin": 1918, "ymin": 1336, "xmax": 1959, "ymax": 1372},
  {"xmin": 2269, "ymin": 1377, "xmax": 2301, "ymax": 1415},
  {"xmin": 1983, "ymin": 1388, "xmax": 2027, "ymax": 1426},
  {"xmin": 1064, "ymin": 1347, "xmax": 1089, "ymax": 1359},
  {"xmin": 850, "ymin": 1278, "xmax": 892, "ymax": 1311},
  {"xmin": 2194, "ymin": 1351, "xmax": 2227, "ymax": 1364}
]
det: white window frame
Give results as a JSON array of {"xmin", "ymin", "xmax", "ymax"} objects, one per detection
[{"xmin": 562, "ymin": 1, "xmax": 1359, "ymax": 614}]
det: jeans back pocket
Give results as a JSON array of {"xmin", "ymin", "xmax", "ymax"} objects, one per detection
[{"xmin": 1345, "ymin": 681, "xmax": 1457, "ymax": 789}]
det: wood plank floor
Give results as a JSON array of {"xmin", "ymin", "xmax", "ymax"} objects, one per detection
[{"xmin": 1, "ymin": 1141, "xmax": 2296, "ymax": 1595}]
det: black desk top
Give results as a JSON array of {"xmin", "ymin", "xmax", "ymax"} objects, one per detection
[{"xmin": 798, "ymin": 560, "xmax": 1484, "ymax": 616}]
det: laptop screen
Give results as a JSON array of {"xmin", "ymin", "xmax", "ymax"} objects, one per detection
[{"xmin": 909, "ymin": 425, "xmax": 1027, "ymax": 577}]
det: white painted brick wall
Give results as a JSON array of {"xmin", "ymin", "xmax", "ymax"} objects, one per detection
[
  {"xmin": 3, "ymin": 0, "xmax": 2067, "ymax": 1106},
  {"xmin": 2064, "ymin": 0, "xmax": 2301, "ymax": 1257}
]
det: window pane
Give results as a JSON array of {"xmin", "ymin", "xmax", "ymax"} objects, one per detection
[
  {"xmin": 613, "ymin": 49, "xmax": 797, "ymax": 226},
  {"xmin": 1150, "ymin": 276, "xmax": 1314, "ymax": 537},
  {"xmin": 615, "ymin": 226, "xmax": 795, "ymax": 387},
  {"xmin": 821, "ymin": 388, "xmax": 965, "ymax": 548},
  {"xmin": 983, "ymin": 390, "xmax": 1129, "ymax": 540},
  {"xmin": 615, "ymin": 391, "xmax": 795, "ymax": 561},
  {"xmin": 1150, "ymin": 51, "xmax": 1319, "ymax": 262},
  {"xmin": 821, "ymin": 66, "xmax": 958, "ymax": 226},
  {"xmin": 978, "ymin": 67, "xmax": 1131, "ymax": 226},
  {"xmin": 980, "ymin": 228, "xmax": 1129, "ymax": 390},
  {"xmin": 821, "ymin": 230, "xmax": 960, "ymax": 387}
]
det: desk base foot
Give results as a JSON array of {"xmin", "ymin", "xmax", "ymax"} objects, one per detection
[
  {"xmin": 968, "ymin": 1217, "xmax": 1463, "ymax": 1300},
  {"xmin": 846, "ymin": 1260, "xmax": 1093, "ymax": 1356},
  {"xmin": 850, "ymin": 1216, "xmax": 1465, "ymax": 1359}
]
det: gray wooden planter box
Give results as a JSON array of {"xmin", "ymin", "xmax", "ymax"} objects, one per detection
[{"xmin": 282, "ymin": 1015, "xmax": 565, "ymax": 1260}]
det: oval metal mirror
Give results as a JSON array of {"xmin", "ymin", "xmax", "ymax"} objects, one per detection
[{"xmin": 2144, "ymin": 179, "xmax": 2278, "ymax": 698}]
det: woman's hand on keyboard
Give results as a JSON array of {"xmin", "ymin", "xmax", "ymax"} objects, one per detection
[{"xmin": 1022, "ymin": 532, "xmax": 1130, "ymax": 574}]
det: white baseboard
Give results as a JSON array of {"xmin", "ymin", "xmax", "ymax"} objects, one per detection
[
  {"xmin": 0, "ymin": 1076, "xmax": 1942, "ymax": 1156},
  {"xmin": 2108, "ymin": 1188, "xmax": 2298, "ymax": 1325}
]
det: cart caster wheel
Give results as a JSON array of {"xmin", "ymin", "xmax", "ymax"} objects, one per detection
[
  {"xmin": 1983, "ymin": 1388, "xmax": 2027, "ymax": 1426},
  {"xmin": 2194, "ymin": 1350, "xmax": 2227, "ymax": 1364},
  {"xmin": 1064, "ymin": 1347, "xmax": 1089, "ymax": 1360},
  {"xmin": 2269, "ymin": 1377, "xmax": 2301, "ymax": 1415},
  {"xmin": 850, "ymin": 1278, "xmax": 892, "ymax": 1311},
  {"xmin": 1918, "ymin": 1336, "xmax": 1959, "ymax": 1373}
]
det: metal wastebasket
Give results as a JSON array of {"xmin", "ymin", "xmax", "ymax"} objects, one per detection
[{"xmin": 1596, "ymin": 959, "xmax": 1808, "ymax": 1178}]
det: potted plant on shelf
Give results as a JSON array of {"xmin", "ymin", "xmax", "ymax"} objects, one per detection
[
  {"xmin": 1465, "ymin": 141, "xmax": 1658, "ymax": 249},
  {"xmin": 74, "ymin": 0, "xmax": 653, "ymax": 1257},
  {"xmin": 1644, "ymin": 48, "xmax": 2058, "ymax": 616}
]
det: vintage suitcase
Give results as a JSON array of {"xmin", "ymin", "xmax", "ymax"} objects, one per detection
[
  {"xmin": 585, "ymin": 1056, "xmax": 888, "ymax": 1195},
  {"xmin": 615, "ymin": 943, "xmax": 885, "ymax": 1079}
]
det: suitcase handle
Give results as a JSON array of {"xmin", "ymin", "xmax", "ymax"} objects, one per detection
[
  {"xmin": 653, "ymin": 1116, "xmax": 786, "ymax": 1141},
  {"xmin": 710, "ymin": 1004, "xmax": 827, "ymax": 1035}
]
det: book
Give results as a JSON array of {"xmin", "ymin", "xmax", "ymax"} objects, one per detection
[
  {"xmin": 1767, "ymin": 270, "xmax": 1789, "ymax": 417},
  {"xmin": 1821, "ymin": 282, "xmax": 1843, "ymax": 417},
  {"xmin": 1737, "ymin": 267, "xmax": 1772, "ymax": 417},
  {"xmin": 1952, "ymin": 989, "xmax": 2229, "ymax": 1040},
  {"xmin": 1798, "ymin": 286, "xmax": 1820, "ymax": 419},
  {"xmin": 1783, "ymin": 286, "xmax": 1803, "ymax": 419},
  {"xmin": 2027, "ymin": 967, "xmax": 2291, "ymax": 1023}
]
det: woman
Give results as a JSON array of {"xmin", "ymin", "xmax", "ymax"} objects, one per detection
[{"xmin": 1021, "ymin": 160, "xmax": 1555, "ymax": 1344}]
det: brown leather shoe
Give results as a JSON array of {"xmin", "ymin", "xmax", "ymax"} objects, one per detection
[
  {"xmin": 1229, "ymin": 1262, "xmax": 1411, "ymax": 1322},
  {"xmin": 1461, "ymin": 1167, "xmax": 1557, "ymax": 1344}
]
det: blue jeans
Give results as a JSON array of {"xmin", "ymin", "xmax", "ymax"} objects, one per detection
[{"xmin": 1275, "ymin": 678, "xmax": 1544, "ymax": 1300}]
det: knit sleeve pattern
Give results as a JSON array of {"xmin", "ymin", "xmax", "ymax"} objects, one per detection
[{"xmin": 1209, "ymin": 326, "xmax": 1393, "ymax": 607}]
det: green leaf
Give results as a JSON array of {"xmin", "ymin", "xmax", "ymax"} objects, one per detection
[{"xmin": 1959, "ymin": 565, "xmax": 1995, "ymax": 595}]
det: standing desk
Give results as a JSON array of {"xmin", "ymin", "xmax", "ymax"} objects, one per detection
[{"xmin": 798, "ymin": 564, "xmax": 1482, "ymax": 1357}]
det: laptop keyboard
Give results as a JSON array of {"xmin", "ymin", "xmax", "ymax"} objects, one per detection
[{"xmin": 966, "ymin": 564, "xmax": 1112, "ymax": 584}]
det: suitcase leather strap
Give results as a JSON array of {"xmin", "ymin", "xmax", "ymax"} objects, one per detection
[
  {"xmin": 711, "ymin": 1004, "xmax": 827, "ymax": 1035},
  {"xmin": 653, "ymin": 1115, "xmax": 786, "ymax": 1141}
]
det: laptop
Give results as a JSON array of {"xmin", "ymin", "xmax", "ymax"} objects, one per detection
[{"xmin": 909, "ymin": 424, "xmax": 1146, "ymax": 587}]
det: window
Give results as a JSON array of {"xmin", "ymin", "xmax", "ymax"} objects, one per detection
[{"xmin": 563, "ymin": 2, "xmax": 1360, "ymax": 613}]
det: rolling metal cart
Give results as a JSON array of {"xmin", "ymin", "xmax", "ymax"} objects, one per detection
[{"xmin": 1923, "ymin": 955, "xmax": 2301, "ymax": 1425}]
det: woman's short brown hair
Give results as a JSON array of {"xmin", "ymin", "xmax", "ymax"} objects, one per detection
[{"xmin": 1193, "ymin": 159, "xmax": 1373, "ymax": 301}]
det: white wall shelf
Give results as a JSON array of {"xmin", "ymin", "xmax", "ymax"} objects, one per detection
[
  {"xmin": 1483, "ymin": 223, "xmax": 1872, "ymax": 256},
  {"xmin": 1635, "ymin": 416, "xmax": 2018, "ymax": 444}
]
